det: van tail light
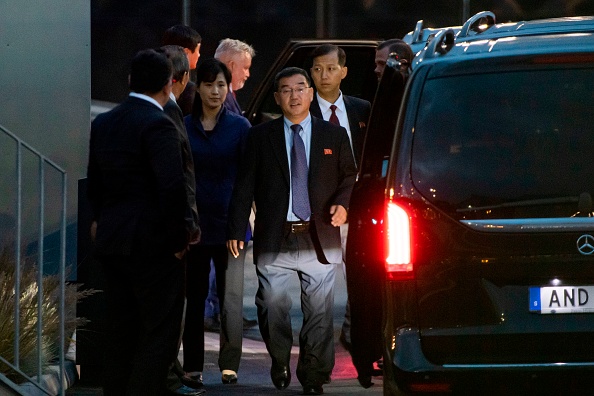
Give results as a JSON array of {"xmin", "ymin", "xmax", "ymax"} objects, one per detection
[{"xmin": 385, "ymin": 201, "xmax": 414, "ymax": 280}]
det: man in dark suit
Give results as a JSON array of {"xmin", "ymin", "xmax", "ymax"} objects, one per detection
[
  {"xmin": 214, "ymin": 38, "xmax": 256, "ymax": 116},
  {"xmin": 374, "ymin": 38, "xmax": 413, "ymax": 81},
  {"xmin": 160, "ymin": 45, "xmax": 204, "ymax": 396},
  {"xmin": 227, "ymin": 67, "xmax": 357, "ymax": 395},
  {"xmin": 309, "ymin": 44, "xmax": 371, "ymax": 385},
  {"xmin": 87, "ymin": 49, "xmax": 195, "ymax": 396},
  {"xmin": 309, "ymin": 44, "xmax": 371, "ymax": 167},
  {"xmin": 162, "ymin": 25, "xmax": 202, "ymax": 116}
]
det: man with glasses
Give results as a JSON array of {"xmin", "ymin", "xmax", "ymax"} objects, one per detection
[{"xmin": 226, "ymin": 67, "xmax": 356, "ymax": 395}]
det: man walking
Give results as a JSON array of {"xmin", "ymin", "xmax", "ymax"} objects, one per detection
[
  {"xmin": 227, "ymin": 67, "xmax": 356, "ymax": 395},
  {"xmin": 308, "ymin": 44, "xmax": 371, "ymax": 385},
  {"xmin": 87, "ymin": 49, "xmax": 194, "ymax": 396},
  {"xmin": 160, "ymin": 45, "xmax": 204, "ymax": 395}
]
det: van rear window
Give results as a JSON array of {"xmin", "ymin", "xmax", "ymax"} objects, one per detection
[{"xmin": 411, "ymin": 66, "xmax": 594, "ymax": 220}]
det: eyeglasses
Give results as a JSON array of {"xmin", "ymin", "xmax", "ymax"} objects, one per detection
[{"xmin": 278, "ymin": 86, "xmax": 310, "ymax": 96}]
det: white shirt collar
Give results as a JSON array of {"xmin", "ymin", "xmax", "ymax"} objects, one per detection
[
  {"xmin": 316, "ymin": 91, "xmax": 345, "ymax": 114},
  {"xmin": 129, "ymin": 92, "xmax": 163, "ymax": 110}
]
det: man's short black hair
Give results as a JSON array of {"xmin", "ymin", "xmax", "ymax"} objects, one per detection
[
  {"xmin": 162, "ymin": 25, "xmax": 202, "ymax": 52},
  {"xmin": 310, "ymin": 44, "xmax": 346, "ymax": 67},
  {"xmin": 274, "ymin": 67, "xmax": 311, "ymax": 92},
  {"xmin": 378, "ymin": 38, "xmax": 414, "ymax": 63},
  {"xmin": 129, "ymin": 49, "xmax": 172, "ymax": 94}
]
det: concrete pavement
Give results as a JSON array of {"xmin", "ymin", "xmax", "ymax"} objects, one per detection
[{"xmin": 66, "ymin": 243, "xmax": 384, "ymax": 395}]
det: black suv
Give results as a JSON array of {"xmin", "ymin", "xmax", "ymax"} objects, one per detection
[{"xmin": 346, "ymin": 12, "xmax": 594, "ymax": 394}]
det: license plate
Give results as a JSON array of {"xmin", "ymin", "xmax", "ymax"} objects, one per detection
[{"xmin": 529, "ymin": 286, "xmax": 594, "ymax": 314}]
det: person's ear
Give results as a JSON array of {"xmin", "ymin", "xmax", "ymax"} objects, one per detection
[
  {"xmin": 341, "ymin": 66, "xmax": 348, "ymax": 80},
  {"xmin": 274, "ymin": 91, "xmax": 281, "ymax": 106}
]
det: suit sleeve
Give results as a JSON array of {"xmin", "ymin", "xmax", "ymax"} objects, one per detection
[
  {"xmin": 143, "ymin": 116, "xmax": 190, "ymax": 253},
  {"xmin": 227, "ymin": 126, "xmax": 257, "ymax": 240},
  {"xmin": 333, "ymin": 126, "xmax": 357, "ymax": 209}
]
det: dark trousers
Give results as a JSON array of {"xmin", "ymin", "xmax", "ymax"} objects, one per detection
[
  {"xmin": 183, "ymin": 244, "xmax": 227, "ymax": 372},
  {"xmin": 219, "ymin": 245, "xmax": 247, "ymax": 372},
  {"xmin": 100, "ymin": 252, "xmax": 184, "ymax": 396},
  {"xmin": 255, "ymin": 231, "xmax": 336, "ymax": 387}
]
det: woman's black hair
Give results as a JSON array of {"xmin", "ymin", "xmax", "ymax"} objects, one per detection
[{"xmin": 191, "ymin": 58, "xmax": 232, "ymax": 117}]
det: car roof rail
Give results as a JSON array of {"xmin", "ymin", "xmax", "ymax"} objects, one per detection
[
  {"xmin": 423, "ymin": 28, "xmax": 456, "ymax": 58},
  {"xmin": 458, "ymin": 11, "xmax": 496, "ymax": 38},
  {"xmin": 410, "ymin": 19, "xmax": 425, "ymax": 44}
]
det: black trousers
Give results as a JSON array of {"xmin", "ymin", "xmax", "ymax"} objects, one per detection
[
  {"xmin": 182, "ymin": 244, "xmax": 227, "ymax": 372},
  {"xmin": 100, "ymin": 251, "xmax": 185, "ymax": 396}
]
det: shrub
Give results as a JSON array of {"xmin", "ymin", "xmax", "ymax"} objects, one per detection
[{"xmin": 0, "ymin": 248, "xmax": 95, "ymax": 382}]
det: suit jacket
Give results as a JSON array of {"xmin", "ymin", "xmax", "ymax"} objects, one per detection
[
  {"xmin": 227, "ymin": 116, "xmax": 357, "ymax": 264},
  {"xmin": 177, "ymin": 81, "xmax": 196, "ymax": 116},
  {"xmin": 310, "ymin": 95, "xmax": 371, "ymax": 167},
  {"xmin": 87, "ymin": 96, "xmax": 190, "ymax": 257},
  {"xmin": 223, "ymin": 91, "xmax": 243, "ymax": 116},
  {"xmin": 164, "ymin": 98, "xmax": 200, "ymax": 240}
]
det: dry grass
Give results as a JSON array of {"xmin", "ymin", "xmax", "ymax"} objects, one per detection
[{"xmin": 0, "ymin": 248, "xmax": 96, "ymax": 382}]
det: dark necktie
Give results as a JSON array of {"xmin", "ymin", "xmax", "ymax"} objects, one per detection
[
  {"xmin": 329, "ymin": 104, "xmax": 340, "ymax": 126},
  {"xmin": 290, "ymin": 124, "xmax": 311, "ymax": 221}
]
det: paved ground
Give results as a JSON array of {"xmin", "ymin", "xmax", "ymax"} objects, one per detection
[{"xmin": 66, "ymin": 243, "xmax": 385, "ymax": 395}]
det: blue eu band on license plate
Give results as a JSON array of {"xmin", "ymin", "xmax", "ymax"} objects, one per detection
[{"xmin": 529, "ymin": 286, "xmax": 594, "ymax": 314}]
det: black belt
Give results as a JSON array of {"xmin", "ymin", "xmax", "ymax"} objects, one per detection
[{"xmin": 285, "ymin": 221, "xmax": 310, "ymax": 234}]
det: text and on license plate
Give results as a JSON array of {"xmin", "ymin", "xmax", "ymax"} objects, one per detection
[{"xmin": 530, "ymin": 286, "xmax": 594, "ymax": 314}]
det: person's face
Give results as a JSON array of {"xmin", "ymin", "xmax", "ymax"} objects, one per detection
[
  {"xmin": 186, "ymin": 43, "xmax": 201, "ymax": 70},
  {"xmin": 274, "ymin": 73, "xmax": 313, "ymax": 123},
  {"xmin": 197, "ymin": 72, "xmax": 228, "ymax": 111},
  {"xmin": 374, "ymin": 46, "xmax": 391, "ymax": 80},
  {"xmin": 310, "ymin": 51, "xmax": 347, "ymax": 98},
  {"xmin": 228, "ymin": 52, "xmax": 252, "ymax": 91}
]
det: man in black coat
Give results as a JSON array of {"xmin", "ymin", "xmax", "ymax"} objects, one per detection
[
  {"xmin": 160, "ymin": 45, "xmax": 203, "ymax": 395},
  {"xmin": 227, "ymin": 67, "xmax": 356, "ymax": 395},
  {"xmin": 309, "ymin": 44, "xmax": 371, "ymax": 167},
  {"xmin": 162, "ymin": 25, "xmax": 202, "ymax": 116},
  {"xmin": 309, "ymin": 43, "xmax": 373, "ymax": 387},
  {"xmin": 87, "ymin": 49, "xmax": 194, "ymax": 396}
]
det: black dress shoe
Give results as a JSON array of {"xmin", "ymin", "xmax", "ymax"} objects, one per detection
[
  {"xmin": 180, "ymin": 373, "xmax": 203, "ymax": 389},
  {"xmin": 302, "ymin": 384, "xmax": 324, "ymax": 395},
  {"xmin": 222, "ymin": 372, "xmax": 238, "ymax": 384},
  {"xmin": 357, "ymin": 374, "xmax": 374, "ymax": 388},
  {"xmin": 270, "ymin": 365, "xmax": 291, "ymax": 390}
]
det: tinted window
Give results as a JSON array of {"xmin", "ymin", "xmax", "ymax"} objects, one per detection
[{"xmin": 411, "ymin": 66, "xmax": 594, "ymax": 220}]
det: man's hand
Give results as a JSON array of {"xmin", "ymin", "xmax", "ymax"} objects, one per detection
[
  {"xmin": 330, "ymin": 204, "xmax": 348, "ymax": 227},
  {"xmin": 174, "ymin": 247, "xmax": 187, "ymax": 260},
  {"xmin": 90, "ymin": 221, "xmax": 97, "ymax": 243},
  {"xmin": 189, "ymin": 228, "xmax": 201, "ymax": 245},
  {"xmin": 227, "ymin": 239, "xmax": 245, "ymax": 258}
]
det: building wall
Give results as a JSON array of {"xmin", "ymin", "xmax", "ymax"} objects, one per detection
[{"xmin": 0, "ymin": 0, "xmax": 90, "ymax": 267}]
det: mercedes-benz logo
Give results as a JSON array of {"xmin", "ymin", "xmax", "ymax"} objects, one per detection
[{"xmin": 577, "ymin": 234, "xmax": 594, "ymax": 255}]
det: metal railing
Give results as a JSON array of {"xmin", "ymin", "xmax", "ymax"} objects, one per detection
[{"xmin": 0, "ymin": 124, "xmax": 67, "ymax": 396}]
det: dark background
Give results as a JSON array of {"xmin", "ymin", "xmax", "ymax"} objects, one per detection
[{"xmin": 92, "ymin": 0, "xmax": 594, "ymax": 108}]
